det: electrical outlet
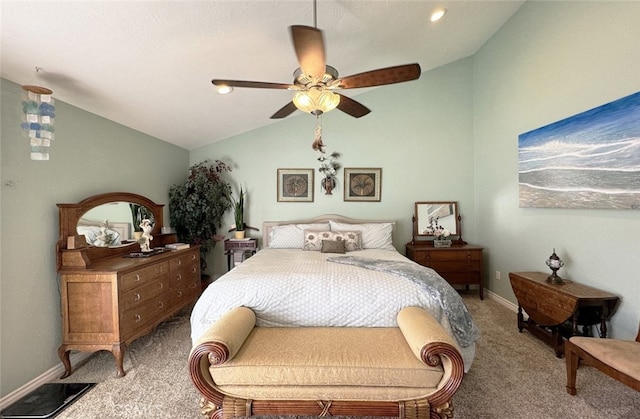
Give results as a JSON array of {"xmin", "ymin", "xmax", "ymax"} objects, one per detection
[{"xmin": 495, "ymin": 270, "xmax": 501, "ymax": 280}]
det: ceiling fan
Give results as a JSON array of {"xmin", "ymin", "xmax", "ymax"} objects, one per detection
[{"xmin": 212, "ymin": 7, "xmax": 421, "ymax": 119}]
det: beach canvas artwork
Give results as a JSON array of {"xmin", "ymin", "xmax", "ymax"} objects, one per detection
[{"xmin": 518, "ymin": 91, "xmax": 640, "ymax": 209}]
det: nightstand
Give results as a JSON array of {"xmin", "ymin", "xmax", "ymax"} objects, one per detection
[
  {"xmin": 406, "ymin": 242, "xmax": 484, "ymax": 299},
  {"xmin": 224, "ymin": 238, "xmax": 258, "ymax": 270}
]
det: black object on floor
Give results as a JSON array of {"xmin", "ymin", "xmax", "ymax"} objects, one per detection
[{"xmin": 1, "ymin": 383, "xmax": 95, "ymax": 418}]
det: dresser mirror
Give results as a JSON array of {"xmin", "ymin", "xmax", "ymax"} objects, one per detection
[
  {"xmin": 413, "ymin": 201, "xmax": 462, "ymax": 241},
  {"xmin": 56, "ymin": 192, "xmax": 167, "ymax": 270}
]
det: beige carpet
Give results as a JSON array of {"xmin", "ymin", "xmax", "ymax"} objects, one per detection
[{"xmin": 54, "ymin": 296, "xmax": 639, "ymax": 418}]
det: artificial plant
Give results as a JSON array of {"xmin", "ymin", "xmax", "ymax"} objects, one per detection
[{"xmin": 169, "ymin": 159, "xmax": 232, "ymax": 272}]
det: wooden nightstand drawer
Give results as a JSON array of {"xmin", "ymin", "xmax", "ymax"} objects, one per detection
[{"xmin": 406, "ymin": 243, "xmax": 484, "ymax": 299}]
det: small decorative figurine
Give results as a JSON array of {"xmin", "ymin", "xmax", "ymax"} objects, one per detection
[
  {"xmin": 139, "ymin": 218, "xmax": 153, "ymax": 252},
  {"xmin": 545, "ymin": 248, "xmax": 564, "ymax": 284},
  {"xmin": 95, "ymin": 219, "xmax": 113, "ymax": 247}
]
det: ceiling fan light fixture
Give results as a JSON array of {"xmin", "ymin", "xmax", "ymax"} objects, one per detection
[
  {"xmin": 216, "ymin": 85, "xmax": 233, "ymax": 95},
  {"xmin": 430, "ymin": 8, "xmax": 447, "ymax": 23},
  {"xmin": 293, "ymin": 87, "xmax": 340, "ymax": 115}
]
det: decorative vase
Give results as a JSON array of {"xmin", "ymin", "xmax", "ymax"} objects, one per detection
[
  {"xmin": 433, "ymin": 239, "xmax": 452, "ymax": 248},
  {"xmin": 321, "ymin": 177, "xmax": 335, "ymax": 195},
  {"xmin": 234, "ymin": 230, "xmax": 245, "ymax": 239}
]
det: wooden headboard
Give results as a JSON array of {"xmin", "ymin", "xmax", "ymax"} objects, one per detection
[{"xmin": 262, "ymin": 214, "xmax": 395, "ymax": 248}]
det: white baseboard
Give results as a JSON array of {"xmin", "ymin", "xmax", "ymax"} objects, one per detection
[
  {"xmin": 0, "ymin": 352, "xmax": 92, "ymax": 410},
  {"xmin": 485, "ymin": 288, "xmax": 518, "ymax": 312}
]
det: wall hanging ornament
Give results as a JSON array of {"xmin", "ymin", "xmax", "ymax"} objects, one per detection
[
  {"xmin": 313, "ymin": 115, "xmax": 341, "ymax": 195},
  {"xmin": 21, "ymin": 67, "xmax": 55, "ymax": 161}
]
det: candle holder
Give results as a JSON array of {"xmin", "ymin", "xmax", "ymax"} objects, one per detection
[{"xmin": 545, "ymin": 249, "xmax": 564, "ymax": 284}]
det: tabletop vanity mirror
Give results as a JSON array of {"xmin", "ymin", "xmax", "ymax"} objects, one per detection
[
  {"xmin": 56, "ymin": 192, "xmax": 173, "ymax": 270},
  {"xmin": 412, "ymin": 201, "xmax": 464, "ymax": 245}
]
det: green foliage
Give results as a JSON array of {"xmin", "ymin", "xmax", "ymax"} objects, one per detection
[
  {"xmin": 230, "ymin": 187, "xmax": 245, "ymax": 231},
  {"xmin": 169, "ymin": 160, "xmax": 232, "ymax": 272}
]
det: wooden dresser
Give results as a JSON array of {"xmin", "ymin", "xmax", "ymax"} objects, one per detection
[
  {"xmin": 56, "ymin": 192, "xmax": 201, "ymax": 377},
  {"xmin": 406, "ymin": 243, "xmax": 484, "ymax": 299}
]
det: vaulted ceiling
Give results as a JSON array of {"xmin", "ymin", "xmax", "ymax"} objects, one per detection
[{"xmin": 1, "ymin": 1, "xmax": 524, "ymax": 150}]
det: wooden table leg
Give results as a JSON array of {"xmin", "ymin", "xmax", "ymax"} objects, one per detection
[{"xmin": 517, "ymin": 305, "xmax": 524, "ymax": 332}]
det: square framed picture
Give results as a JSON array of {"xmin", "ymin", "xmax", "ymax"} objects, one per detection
[
  {"xmin": 344, "ymin": 168, "xmax": 382, "ymax": 202},
  {"xmin": 277, "ymin": 169, "xmax": 314, "ymax": 202}
]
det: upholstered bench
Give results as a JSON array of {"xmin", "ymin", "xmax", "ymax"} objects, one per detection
[
  {"xmin": 565, "ymin": 323, "xmax": 640, "ymax": 395},
  {"xmin": 189, "ymin": 306, "xmax": 465, "ymax": 419}
]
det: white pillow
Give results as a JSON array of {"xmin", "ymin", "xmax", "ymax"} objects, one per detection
[
  {"xmin": 268, "ymin": 223, "xmax": 331, "ymax": 248},
  {"xmin": 329, "ymin": 221, "xmax": 395, "ymax": 250}
]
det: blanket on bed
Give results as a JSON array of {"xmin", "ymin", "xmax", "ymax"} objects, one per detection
[{"xmin": 327, "ymin": 255, "xmax": 480, "ymax": 347}]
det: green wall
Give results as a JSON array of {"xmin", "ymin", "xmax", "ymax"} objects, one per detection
[
  {"xmin": 0, "ymin": 79, "xmax": 189, "ymax": 397},
  {"xmin": 190, "ymin": 57, "xmax": 477, "ymax": 278},
  {"xmin": 473, "ymin": 1, "xmax": 640, "ymax": 338}
]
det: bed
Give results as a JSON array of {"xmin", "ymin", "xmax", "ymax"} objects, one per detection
[{"xmin": 188, "ymin": 215, "xmax": 480, "ymax": 418}]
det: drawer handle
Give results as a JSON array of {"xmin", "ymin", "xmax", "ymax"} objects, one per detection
[
  {"xmin": 177, "ymin": 260, "xmax": 182, "ymax": 267},
  {"xmin": 158, "ymin": 282, "xmax": 164, "ymax": 289},
  {"xmin": 134, "ymin": 274, "xmax": 141, "ymax": 282},
  {"xmin": 176, "ymin": 274, "xmax": 182, "ymax": 282},
  {"xmin": 134, "ymin": 293, "xmax": 141, "ymax": 302},
  {"xmin": 189, "ymin": 283, "xmax": 197, "ymax": 290},
  {"xmin": 177, "ymin": 291, "xmax": 183, "ymax": 298},
  {"xmin": 191, "ymin": 267, "xmax": 197, "ymax": 274},
  {"xmin": 158, "ymin": 301, "xmax": 164, "ymax": 310},
  {"xmin": 135, "ymin": 314, "xmax": 141, "ymax": 323}
]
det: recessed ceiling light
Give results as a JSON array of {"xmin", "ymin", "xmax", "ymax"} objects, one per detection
[
  {"xmin": 430, "ymin": 8, "xmax": 447, "ymax": 23},
  {"xmin": 217, "ymin": 85, "xmax": 233, "ymax": 95}
]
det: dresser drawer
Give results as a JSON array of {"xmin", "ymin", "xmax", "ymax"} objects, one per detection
[
  {"xmin": 170, "ymin": 278, "xmax": 200, "ymax": 307},
  {"xmin": 120, "ymin": 262, "xmax": 169, "ymax": 292},
  {"xmin": 120, "ymin": 295, "xmax": 171, "ymax": 336},
  {"xmin": 169, "ymin": 262, "xmax": 199, "ymax": 288},
  {"xmin": 119, "ymin": 275, "xmax": 169, "ymax": 312},
  {"xmin": 169, "ymin": 250, "xmax": 199, "ymax": 272},
  {"xmin": 427, "ymin": 249, "xmax": 482, "ymax": 262},
  {"xmin": 428, "ymin": 260, "xmax": 482, "ymax": 273}
]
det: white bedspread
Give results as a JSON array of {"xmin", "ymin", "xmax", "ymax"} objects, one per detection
[{"xmin": 190, "ymin": 248, "xmax": 477, "ymax": 370}]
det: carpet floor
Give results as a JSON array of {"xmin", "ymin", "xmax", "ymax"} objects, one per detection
[{"xmin": 55, "ymin": 295, "xmax": 639, "ymax": 418}]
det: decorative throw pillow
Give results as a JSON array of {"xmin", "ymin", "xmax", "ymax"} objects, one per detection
[
  {"xmin": 330, "ymin": 231, "xmax": 362, "ymax": 251},
  {"xmin": 303, "ymin": 230, "xmax": 333, "ymax": 251},
  {"xmin": 321, "ymin": 239, "xmax": 345, "ymax": 254}
]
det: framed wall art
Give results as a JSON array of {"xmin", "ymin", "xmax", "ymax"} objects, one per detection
[
  {"xmin": 344, "ymin": 167, "xmax": 382, "ymax": 202},
  {"xmin": 518, "ymin": 91, "xmax": 640, "ymax": 209},
  {"xmin": 277, "ymin": 168, "xmax": 314, "ymax": 202}
]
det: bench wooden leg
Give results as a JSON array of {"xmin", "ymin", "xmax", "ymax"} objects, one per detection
[{"xmin": 565, "ymin": 340, "xmax": 578, "ymax": 395}]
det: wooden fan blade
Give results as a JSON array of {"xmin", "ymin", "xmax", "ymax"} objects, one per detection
[
  {"xmin": 336, "ymin": 94, "xmax": 370, "ymax": 118},
  {"xmin": 333, "ymin": 63, "xmax": 421, "ymax": 89},
  {"xmin": 212, "ymin": 79, "xmax": 296, "ymax": 90},
  {"xmin": 290, "ymin": 25, "xmax": 326, "ymax": 80},
  {"xmin": 271, "ymin": 102, "xmax": 298, "ymax": 119}
]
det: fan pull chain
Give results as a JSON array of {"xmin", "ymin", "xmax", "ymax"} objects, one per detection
[
  {"xmin": 313, "ymin": 0, "xmax": 318, "ymax": 28},
  {"xmin": 311, "ymin": 115, "xmax": 325, "ymax": 152}
]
